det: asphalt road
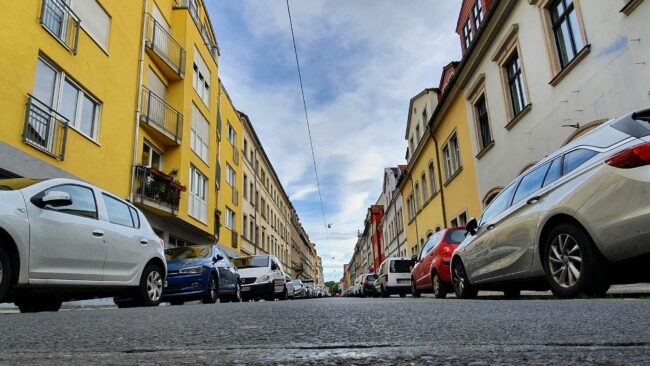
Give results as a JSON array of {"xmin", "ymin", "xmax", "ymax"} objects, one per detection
[{"xmin": 1, "ymin": 296, "xmax": 649, "ymax": 365}]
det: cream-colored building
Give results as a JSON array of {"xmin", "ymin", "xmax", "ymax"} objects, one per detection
[{"xmin": 290, "ymin": 209, "xmax": 315, "ymax": 280}]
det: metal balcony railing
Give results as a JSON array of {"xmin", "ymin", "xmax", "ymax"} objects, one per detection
[
  {"xmin": 140, "ymin": 86, "xmax": 183, "ymax": 144},
  {"xmin": 173, "ymin": 0, "xmax": 219, "ymax": 61},
  {"xmin": 144, "ymin": 13, "xmax": 186, "ymax": 78},
  {"xmin": 133, "ymin": 165, "xmax": 183, "ymax": 214},
  {"xmin": 23, "ymin": 95, "xmax": 68, "ymax": 160},
  {"xmin": 40, "ymin": 0, "xmax": 80, "ymax": 54}
]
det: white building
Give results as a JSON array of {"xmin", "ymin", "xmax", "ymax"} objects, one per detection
[{"xmin": 381, "ymin": 167, "xmax": 407, "ymax": 258}]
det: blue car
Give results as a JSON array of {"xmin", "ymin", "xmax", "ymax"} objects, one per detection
[{"xmin": 162, "ymin": 245, "xmax": 241, "ymax": 305}]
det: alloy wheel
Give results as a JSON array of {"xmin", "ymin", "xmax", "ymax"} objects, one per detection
[
  {"xmin": 452, "ymin": 262, "xmax": 465, "ymax": 293},
  {"xmin": 235, "ymin": 283, "xmax": 242, "ymax": 302},
  {"xmin": 0, "ymin": 260, "xmax": 3, "ymax": 286},
  {"xmin": 147, "ymin": 270, "xmax": 163, "ymax": 302},
  {"xmin": 210, "ymin": 276, "xmax": 218, "ymax": 300},
  {"xmin": 548, "ymin": 233, "xmax": 582, "ymax": 288}
]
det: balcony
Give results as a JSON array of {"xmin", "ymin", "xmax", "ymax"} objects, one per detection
[
  {"xmin": 132, "ymin": 165, "xmax": 186, "ymax": 216},
  {"xmin": 39, "ymin": 0, "xmax": 80, "ymax": 54},
  {"xmin": 23, "ymin": 95, "xmax": 68, "ymax": 161},
  {"xmin": 173, "ymin": 0, "xmax": 219, "ymax": 61},
  {"xmin": 140, "ymin": 86, "xmax": 183, "ymax": 145},
  {"xmin": 144, "ymin": 13, "xmax": 186, "ymax": 79}
]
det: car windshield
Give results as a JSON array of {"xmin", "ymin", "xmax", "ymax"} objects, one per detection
[
  {"xmin": 390, "ymin": 260, "xmax": 412, "ymax": 273},
  {"xmin": 165, "ymin": 246, "xmax": 211, "ymax": 260},
  {"xmin": 0, "ymin": 178, "xmax": 43, "ymax": 191},
  {"xmin": 305, "ymin": 283, "xmax": 315, "ymax": 288},
  {"xmin": 232, "ymin": 256, "xmax": 269, "ymax": 269},
  {"xmin": 445, "ymin": 230, "xmax": 467, "ymax": 244},
  {"xmin": 292, "ymin": 280, "xmax": 302, "ymax": 286},
  {"xmin": 366, "ymin": 275, "xmax": 375, "ymax": 281}
]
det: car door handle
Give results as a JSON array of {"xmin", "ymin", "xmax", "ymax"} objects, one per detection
[
  {"xmin": 92, "ymin": 230, "xmax": 104, "ymax": 237},
  {"xmin": 487, "ymin": 224, "xmax": 496, "ymax": 231},
  {"xmin": 139, "ymin": 238, "xmax": 149, "ymax": 245},
  {"xmin": 527, "ymin": 196, "xmax": 541, "ymax": 205}
]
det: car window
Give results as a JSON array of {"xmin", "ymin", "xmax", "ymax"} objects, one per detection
[
  {"xmin": 563, "ymin": 149, "xmax": 598, "ymax": 175},
  {"xmin": 128, "ymin": 206, "xmax": 140, "ymax": 228},
  {"xmin": 444, "ymin": 229, "xmax": 466, "ymax": 244},
  {"xmin": 543, "ymin": 157, "xmax": 562, "ymax": 187},
  {"xmin": 102, "ymin": 193, "xmax": 135, "ymax": 227},
  {"xmin": 41, "ymin": 184, "xmax": 97, "ymax": 219},
  {"xmin": 479, "ymin": 183, "xmax": 516, "ymax": 226},
  {"xmin": 512, "ymin": 162, "xmax": 551, "ymax": 204},
  {"xmin": 390, "ymin": 260, "xmax": 412, "ymax": 273}
]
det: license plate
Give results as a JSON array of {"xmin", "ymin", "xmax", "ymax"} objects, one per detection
[
  {"xmin": 241, "ymin": 287, "xmax": 251, "ymax": 292},
  {"xmin": 398, "ymin": 279, "xmax": 410, "ymax": 284}
]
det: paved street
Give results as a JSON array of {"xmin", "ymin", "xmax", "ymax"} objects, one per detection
[{"xmin": 1, "ymin": 296, "xmax": 649, "ymax": 365}]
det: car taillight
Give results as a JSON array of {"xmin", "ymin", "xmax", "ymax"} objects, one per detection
[
  {"xmin": 363, "ymin": 279, "xmax": 368, "ymax": 285},
  {"xmin": 606, "ymin": 142, "xmax": 650, "ymax": 169},
  {"xmin": 159, "ymin": 238, "xmax": 165, "ymax": 248},
  {"xmin": 442, "ymin": 245, "xmax": 452, "ymax": 254}
]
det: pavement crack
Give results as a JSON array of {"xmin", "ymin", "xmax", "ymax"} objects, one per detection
[{"xmin": 543, "ymin": 342, "xmax": 649, "ymax": 348}]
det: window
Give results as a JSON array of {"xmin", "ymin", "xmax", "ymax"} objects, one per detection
[
  {"xmin": 472, "ymin": 0, "xmax": 484, "ymax": 31},
  {"xmin": 243, "ymin": 175, "xmax": 248, "ymax": 199},
  {"xmin": 543, "ymin": 158, "xmax": 563, "ymax": 187},
  {"xmin": 428, "ymin": 162, "xmax": 437, "ymax": 194},
  {"xmin": 549, "ymin": 0, "xmax": 584, "ymax": 69},
  {"xmin": 34, "ymin": 58, "xmax": 101, "ymax": 140},
  {"xmin": 414, "ymin": 183, "xmax": 421, "ymax": 211},
  {"xmin": 227, "ymin": 123, "xmax": 237, "ymax": 146},
  {"xmin": 422, "ymin": 108, "xmax": 428, "ymax": 126},
  {"xmin": 243, "ymin": 139, "xmax": 248, "ymax": 160},
  {"xmin": 40, "ymin": 184, "xmax": 97, "ymax": 219},
  {"xmin": 415, "ymin": 125, "xmax": 421, "ymax": 145},
  {"xmin": 192, "ymin": 48, "xmax": 210, "ymax": 106},
  {"xmin": 513, "ymin": 162, "xmax": 551, "ymax": 204},
  {"xmin": 141, "ymin": 142, "xmax": 162, "ymax": 170},
  {"xmin": 190, "ymin": 104, "xmax": 209, "ymax": 163},
  {"xmin": 226, "ymin": 164, "xmax": 236, "ymax": 187},
  {"xmin": 479, "ymin": 183, "xmax": 516, "ymax": 226},
  {"xmin": 442, "ymin": 133, "xmax": 461, "ymax": 180},
  {"xmin": 71, "ymin": 0, "xmax": 110, "ymax": 51},
  {"xmin": 505, "ymin": 52, "xmax": 528, "ymax": 117},
  {"xmin": 474, "ymin": 95, "xmax": 492, "ymax": 151},
  {"xmin": 563, "ymin": 149, "xmax": 597, "ymax": 175},
  {"xmin": 420, "ymin": 174, "xmax": 428, "ymax": 201},
  {"xmin": 463, "ymin": 20, "xmax": 473, "ymax": 50},
  {"xmin": 168, "ymin": 235, "xmax": 194, "ymax": 247},
  {"xmin": 188, "ymin": 166, "xmax": 207, "ymax": 223},
  {"xmin": 225, "ymin": 207, "xmax": 235, "ymax": 230},
  {"xmin": 250, "ymin": 183, "xmax": 254, "ymax": 204},
  {"xmin": 103, "ymin": 193, "xmax": 136, "ymax": 228}
]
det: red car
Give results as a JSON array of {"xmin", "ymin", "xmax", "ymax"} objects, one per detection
[{"xmin": 411, "ymin": 228, "xmax": 466, "ymax": 298}]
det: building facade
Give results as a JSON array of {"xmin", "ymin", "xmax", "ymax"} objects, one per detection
[{"xmin": 381, "ymin": 166, "xmax": 407, "ymax": 258}]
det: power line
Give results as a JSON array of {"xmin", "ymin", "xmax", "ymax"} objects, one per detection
[{"xmin": 285, "ymin": 0, "xmax": 332, "ymax": 259}]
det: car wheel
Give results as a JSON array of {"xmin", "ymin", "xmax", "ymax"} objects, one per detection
[
  {"xmin": 266, "ymin": 288, "xmax": 275, "ymax": 302},
  {"xmin": 399, "ymin": 293, "xmax": 406, "ymax": 298},
  {"xmin": 202, "ymin": 273, "xmax": 218, "ymax": 304},
  {"xmin": 0, "ymin": 246, "xmax": 11, "ymax": 303},
  {"xmin": 380, "ymin": 285, "xmax": 389, "ymax": 298},
  {"xmin": 136, "ymin": 265, "xmax": 164, "ymax": 306},
  {"xmin": 543, "ymin": 223, "xmax": 607, "ymax": 299},
  {"xmin": 231, "ymin": 282, "xmax": 242, "ymax": 303},
  {"xmin": 169, "ymin": 301, "xmax": 184, "ymax": 306},
  {"xmin": 432, "ymin": 272, "xmax": 447, "ymax": 299},
  {"xmin": 503, "ymin": 289, "xmax": 521, "ymax": 300},
  {"xmin": 16, "ymin": 298, "xmax": 62, "ymax": 313},
  {"xmin": 411, "ymin": 280, "xmax": 420, "ymax": 298},
  {"xmin": 280, "ymin": 287, "xmax": 288, "ymax": 301},
  {"xmin": 452, "ymin": 260, "xmax": 478, "ymax": 299}
]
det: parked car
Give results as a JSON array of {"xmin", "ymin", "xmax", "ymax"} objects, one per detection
[
  {"xmin": 162, "ymin": 245, "xmax": 241, "ymax": 305},
  {"xmin": 411, "ymin": 229, "xmax": 466, "ymax": 298},
  {"xmin": 303, "ymin": 279, "xmax": 316, "ymax": 298},
  {"xmin": 353, "ymin": 275, "xmax": 363, "ymax": 296},
  {"xmin": 285, "ymin": 275, "xmax": 295, "ymax": 299},
  {"xmin": 358, "ymin": 273, "xmax": 379, "ymax": 297},
  {"xmin": 315, "ymin": 287, "xmax": 324, "ymax": 298},
  {"xmin": 0, "ymin": 178, "xmax": 167, "ymax": 313},
  {"xmin": 292, "ymin": 279, "xmax": 307, "ymax": 299},
  {"xmin": 375, "ymin": 258, "xmax": 413, "ymax": 297},
  {"xmin": 233, "ymin": 255, "xmax": 288, "ymax": 301},
  {"xmin": 452, "ymin": 109, "xmax": 650, "ymax": 299}
]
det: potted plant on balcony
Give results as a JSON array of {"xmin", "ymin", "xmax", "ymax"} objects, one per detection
[{"xmin": 167, "ymin": 168, "xmax": 187, "ymax": 192}]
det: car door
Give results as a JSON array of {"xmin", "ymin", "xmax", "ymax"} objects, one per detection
[
  {"xmin": 27, "ymin": 183, "xmax": 107, "ymax": 281},
  {"xmin": 463, "ymin": 183, "xmax": 517, "ymax": 283},
  {"xmin": 213, "ymin": 247, "xmax": 235, "ymax": 293},
  {"xmin": 415, "ymin": 233, "xmax": 439, "ymax": 288},
  {"xmin": 100, "ymin": 193, "xmax": 149, "ymax": 283}
]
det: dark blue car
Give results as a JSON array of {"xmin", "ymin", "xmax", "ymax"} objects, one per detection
[{"xmin": 162, "ymin": 245, "xmax": 241, "ymax": 305}]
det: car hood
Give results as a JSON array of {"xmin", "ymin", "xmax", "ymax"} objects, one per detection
[
  {"xmin": 167, "ymin": 259, "xmax": 208, "ymax": 271},
  {"xmin": 236, "ymin": 267, "xmax": 269, "ymax": 277}
]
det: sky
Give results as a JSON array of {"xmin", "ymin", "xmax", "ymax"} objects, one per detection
[{"xmin": 206, "ymin": 1, "xmax": 462, "ymax": 283}]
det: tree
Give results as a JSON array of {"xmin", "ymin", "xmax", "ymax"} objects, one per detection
[{"xmin": 325, "ymin": 281, "xmax": 340, "ymax": 294}]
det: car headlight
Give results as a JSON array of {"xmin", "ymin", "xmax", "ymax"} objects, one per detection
[
  {"xmin": 256, "ymin": 275, "xmax": 271, "ymax": 283},
  {"xmin": 179, "ymin": 266, "xmax": 204, "ymax": 274}
]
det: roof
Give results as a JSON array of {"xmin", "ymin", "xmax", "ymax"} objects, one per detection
[{"xmin": 404, "ymin": 88, "xmax": 440, "ymax": 140}]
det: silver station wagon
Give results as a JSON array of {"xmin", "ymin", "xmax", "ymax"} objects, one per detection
[
  {"xmin": 452, "ymin": 108, "xmax": 650, "ymax": 299},
  {"xmin": 0, "ymin": 178, "xmax": 167, "ymax": 312}
]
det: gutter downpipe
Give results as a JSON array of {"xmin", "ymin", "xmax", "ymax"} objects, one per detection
[
  {"xmin": 130, "ymin": 0, "xmax": 150, "ymax": 202},
  {"xmin": 429, "ymin": 127, "xmax": 448, "ymax": 228},
  {"xmin": 408, "ymin": 175, "xmax": 421, "ymax": 256}
]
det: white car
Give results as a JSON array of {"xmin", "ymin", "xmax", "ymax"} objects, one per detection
[
  {"xmin": 232, "ymin": 255, "xmax": 288, "ymax": 301},
  {"xmin": 374, "ymin": 257, "xmax": 413, "ymax": 297},
  {"xmin": 0, "ymin": 178, "xmax": 167, "ymax": 312}
]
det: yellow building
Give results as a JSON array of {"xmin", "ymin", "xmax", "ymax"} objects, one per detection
[{"xmin": 0, "ymin": 0, "xmax": 225, "ymax": 250}]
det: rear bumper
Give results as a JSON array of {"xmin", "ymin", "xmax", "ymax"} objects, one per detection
[{"xmin": 386, "ymin": 284, "xmax": 411, "ymax": 294}]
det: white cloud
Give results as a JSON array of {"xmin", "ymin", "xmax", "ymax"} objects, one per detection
[{"xmin": 211, "ymin": 1, "xmax": 461, "ymax": 282}]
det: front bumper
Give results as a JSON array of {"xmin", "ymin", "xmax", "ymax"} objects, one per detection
[
  {"xmin": 240, "ymin": 282, "xmax": 274, "ymax": 298},
  {"xmin": 161, "ymin": 272, "xmax": 208, "ymax": 300}
]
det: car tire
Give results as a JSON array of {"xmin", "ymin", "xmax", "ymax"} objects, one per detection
[
  {"xmin": 542, "ymin": 223, "xmax": 607, "ymax": 299},
  {"xmin": 411, "ymin": 280, "xmax": 420, "ymax": 298},
  {"xmin": 136, "ymin": 265, "xmax": 164, "ymax": 307},
  {"xmin": 202, "ymin": 273, "xmax": 219, "ymax": 304},
  {"xmin": 432, "ymin": 272, "xmax": 447, "ymax": 299},
  {"xmin": 399, "ymin": 293, "xmax": 406, "ymax": 298},
  {"xmin": 16, "ymin": 298, "xmax": 62, "ymax": 313},
  {"xmin": 280, "ymin": 287, "xmax": 288, "ymax": 301},
  {"xmin": 503, "ymin": 289, "xmax": 521, "ymax": 300},
  {"xmin": 452, "ymin": 260, "xmax": 478, "ymax": 299},
  {"xmin": 231, "ymin": 282, "xmax": 242, "ymax": 303},
  {"xmin": 381, "ymin": 285, "xmax": 389, "ymax": 298},
  {"xmin": 0, "ymin": 246, "xmax": 11, "ymax": 303},
  {"xmin": 266, "ymin": 288, "xmax": 275, "ymax": 302}
]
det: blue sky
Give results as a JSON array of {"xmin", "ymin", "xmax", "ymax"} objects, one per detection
[{"xmin": 206, "ymin": 1, "xmax": 462, "ymax": 283}]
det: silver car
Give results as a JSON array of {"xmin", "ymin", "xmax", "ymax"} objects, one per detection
[
  {"xmin": 452, "ymin": 109, "xmax": 650, "ymax": 299},
  {"xmin": 0, "ymin": 178, "xmax": 167, "ymax": 312}
]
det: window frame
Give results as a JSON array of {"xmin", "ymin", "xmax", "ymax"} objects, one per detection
[
  {"xmin": 36, "ymin": 183, "xmax": 99, "ymax": 220},
  {"xmin": 141, "ymin": 140, "xmax": 163, "ymax": 170},
  {"xmin": 188, "ymin": 165, "xmax": 208, "ymax": 224},
  {"xmin": 190, "ymin": 103, "xmax": 210, "ymax": 164},
  {"xmin": 102, "ymin": 192, "xmax": 139, "ymax": 228},
  {"xmin": 442, "ymin": 131, "xmax": 462, "ymax": 182}
]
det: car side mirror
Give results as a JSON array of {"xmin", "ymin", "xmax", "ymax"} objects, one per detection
[
  {"xmin": 271, "ymin": 263, "xmax": 278, "ymax": 271},
  {"xmin": 33, "ymin": 191, "xmax": 72, "ymax": 208},
  {"xmin": 411, "ymin": 255, "xmax": 418, "ymax": 263},
  {"xmin": 466, "ymin": 217, "xmax": 478, "ymax": 235},
  {"xmin": 213, "ymin": 254, "xmax": 224, "ymax": 263}
]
